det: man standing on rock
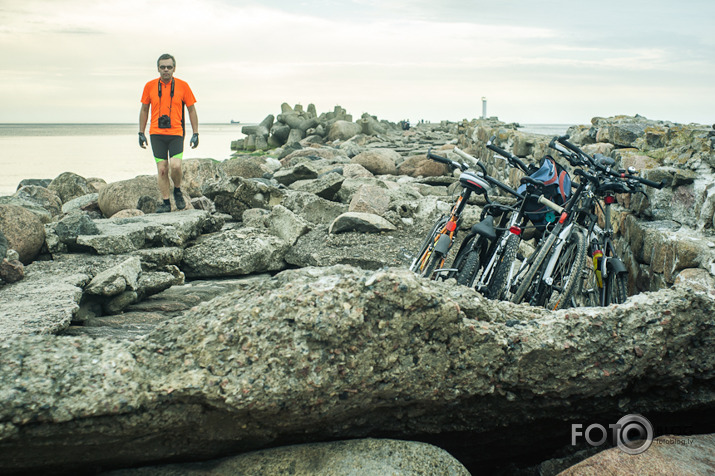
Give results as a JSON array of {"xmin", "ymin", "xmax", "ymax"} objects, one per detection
[{"xmin": 138, "ymin": 53, "xmax": 199, "ymax": 213}]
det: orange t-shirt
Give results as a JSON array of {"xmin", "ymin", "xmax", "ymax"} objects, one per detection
[{"xmin": 141, "ymin": 77, "xmax": 197, "ymax": 136}]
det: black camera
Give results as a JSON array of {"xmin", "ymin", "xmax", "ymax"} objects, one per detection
[{"xmin": 158, "ymin": 115, "xmax": 171, "ymax": 129}]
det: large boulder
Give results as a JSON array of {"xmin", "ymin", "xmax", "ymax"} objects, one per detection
[
  {"xmin": 98, "ymin": 175, "xmax": 195, "ymax": 218},
  {"xmin": 47, "ymin": 172, "xmax": 95, "ymax": 203},
  {"xmin": 181, "ymin": 227, "xmax": 289, "ymax": 278},
  {"xmin": 98, "ymin": 175, "xmax": 160, "ymax": 217},
  {"xmin": 0, "ymin": 267, "xmax": 712, "ymax": 474},
  {"xmin": 397, "ymin": 154, "xmax": 450, "ymax": 177},
  {"xmin": 348, "ymin": 184, "xmax": 391, "ymax": 216},
  {"xmin": 0, "ymin": 204, "xmax": 45, "ymax": 264},
  {"xmin": 351, "ymin": 149, "xmax": 399, "ymax": 175},
  {"xmin": 560, "ymin": 433, "xmax": 715, "ymax": 475},
  {"xmin": 181, "ymin": 158, "xmax": 226, "ymax": 198},
  {"xmin": 108, "ymin": 438, "xmax": 470, "ymax": 475}
]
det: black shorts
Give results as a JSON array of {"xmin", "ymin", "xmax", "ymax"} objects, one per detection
[{"xmin": 150, "ymin": 134, "xmax": 184, "ymax": 162}]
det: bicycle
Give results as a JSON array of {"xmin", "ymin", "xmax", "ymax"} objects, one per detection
[
  {"xmin": 549, "ymin": 136, "xmax": 666, "ymax": 307},
  {"xmin": 508, "ymin": 156, "xmax": 594, "ymax": 309},
  {"xmin": 409, "ymin": 148, "xmax": 491, "ymax": 279}
]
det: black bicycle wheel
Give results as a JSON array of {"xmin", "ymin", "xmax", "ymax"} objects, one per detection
[
  {"xmin": 511, "ymin": 231, "xmax": 557, "ymax": 305},
  {"xmin": 541, "ymin": 228, "xmax": 587, "ymax": 310},
  {"xmin": 453, "ymin": 235, "xmax": 490, "ymax": 287},
  {"xmin": 605, "ymin": 270, "xmax": 628, "ymax": 305},
  {"xmin": 485, "ymin": 233, "xmax": 519, "ymax": 300}
]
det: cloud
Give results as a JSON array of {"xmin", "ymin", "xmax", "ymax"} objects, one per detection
[{"xmin": 0, "ymin": 0, "xmax": 713, "ymax": 124}]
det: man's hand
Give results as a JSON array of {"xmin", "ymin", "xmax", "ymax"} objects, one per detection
[
  {"xmin": 138, "ymin": 132, "xmax": 148, "ymax": 149},
  {"xmin": 190, "ymin": 133, "xmax": 199, "ymax": 149}
]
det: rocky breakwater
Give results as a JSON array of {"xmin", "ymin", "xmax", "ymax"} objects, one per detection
[{"xmin": 0, "ymin": 113, "xmax": 713, "ymax": 474}]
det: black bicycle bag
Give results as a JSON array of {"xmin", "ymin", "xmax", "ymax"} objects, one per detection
[{"xmin": 517, "ymin": 155, "xmax": 572, "ymax": 229}]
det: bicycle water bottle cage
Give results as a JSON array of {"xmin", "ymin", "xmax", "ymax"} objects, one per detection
[
  {"xmin": 459, "ymin": 172, "xmax": 489, "ymax": 194},
  {"xmin": 470, "ymin": 215, "xmax": 497, "ymax": 240}
]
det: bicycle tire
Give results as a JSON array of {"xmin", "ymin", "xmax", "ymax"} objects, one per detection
[
  {"xmin": 485, "ymin": 233, "xmax": 519, "ymax": 300},
  {"xmin": 511, "ymin": 231, "xmax": 558, "ymax": 305},
  {"xmin": 421, "ymin": 249, "xmax": 444, "ymax": 279},
  {"xmin": 606, "ymin": 271, "xmax": 628, "ymax": 305},
  {"xmin": 542, "ymin": 228, "xmax": 587, "ymax": 310},
  {"xmin": 573, "ymin": 258, "xmax": 600, "ymax": 307}
]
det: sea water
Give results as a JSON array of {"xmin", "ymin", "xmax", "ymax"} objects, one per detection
[{"xmin": 0, "ymin": 123, "xmax": 246, "ymax": 196}]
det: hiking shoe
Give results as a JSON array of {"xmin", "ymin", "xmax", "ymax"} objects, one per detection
[
  {"xmin": 174, "ymin": 188, "xmax": 186, "ymax": 210},
  {"xmin": 156, "ymin": 202, "xmax": 171, "ymax": 213}
]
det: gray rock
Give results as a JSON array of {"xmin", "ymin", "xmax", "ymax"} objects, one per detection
[
  {"xmin": 0, "ymin": 254, "xmax": 130, "ymax": 335},
  {"xmin": 0, "ymin": 267, "xmax": 712, "ymax": 474},
  {"xmin": 202, "ymin": 176, "xmax": 286, "ymax": 220},
  {"xmin": 54, "ymin": 213, "xmax": 101, "ymax": 245},
  {"xmin": 61, "ymin": 193, "xmax": 100, "ymax": 215},
  {"xmin": 85, "ymin": 257, "xmax": 142, "ymax": 298},
  {"xmin": 329, "ymin": 212, "xmax": 397, "ymax": 234},
  {"xmin": 221, "ymin": 156, "xmax": 273, "ymax": 179},
  {"xmin": 348, "ymin": 184, "xmax": 391, "ymax": 216},
  {"xmin": 0, "ymin": 204, "xmax": 46, "ymax": 264},
  {"xmin": 73, "ymin": 210, "xmax": 220, "ymax": 255},
  {"xmin": 281, "ymin": 190, "xmax": 348, "ymax": 225},
  {"xmin": 273, "ymin": 162, "xmax": 320, "ymax": 186},
  {"xmin": 48, "ymin": 171, "xmax": 95, "ymax": 203},
  {"xmin": 0, "ymin": 195, "xmax": 53, "ymax": 223},
  {"xmin": 289, "ymin": 172, "xmax": 345, "ymax": 201},
  {"xmin": 0, "ymin": 259, "xmax": 24, "ymax": 284},
  {"xmin": 98, "ymin": 175, "xmax": 161, "ymax": 218},
  {"xmin": 351, "ymin": 149, "xmax": 400, "ymax": 175},
  {"xmin": 14, "ymin": 185, "xmax": 63, "ymax": 217},
  {"xmin": 265, "ymin": 205, "xmax": 312, "ymax": 246},
  {"xmin": 181, "ymin": 227, "xmax": 289, "ymax": 278},
  {"xmin": 16, "ymin": 178, "xmax": 52, "ymax": 190},
  {"xmin": 181, "ymin": 158, "xmax": 227, "ymax": 198},
  {"xmin": 105, "ymin": 438, "xmax": 470, "ymax": 475}
]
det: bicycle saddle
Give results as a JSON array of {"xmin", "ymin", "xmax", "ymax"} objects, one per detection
[
  {"xmin": 471, "ymin": 215, "xmax": 497, "ymax": 241},
  {"xmin": 459, "ymin": 171, "xmax": 490, "ymax": 194}
]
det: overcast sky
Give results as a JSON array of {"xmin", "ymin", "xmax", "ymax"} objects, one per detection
[{"xmin": 1, "ymin": 0, "xmax": 713, "ymax": 125}]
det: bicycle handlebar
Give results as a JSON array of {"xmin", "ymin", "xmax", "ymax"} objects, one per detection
[
  {"xmin": 427, "ymin": 148, "xmax": 466, "ymax": 171},
  {"xmin": 552, "ymin": 136, "xmax": 667, "ymax": 190},
  {"xmin": 537, "ymin": 195, "xmax": 564, "ymax": 214},
  {"xmin": 486, "ymin": 136, "xmax": 530, "ymax": 173},
  {"xmin": 452, "ymin": 147, "xmax": 488, "ymax": 175}
]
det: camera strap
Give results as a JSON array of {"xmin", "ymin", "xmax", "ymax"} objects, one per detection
[{"xmin": 158, "ymin": 78, "xmax": 175, "ymax": 118}]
